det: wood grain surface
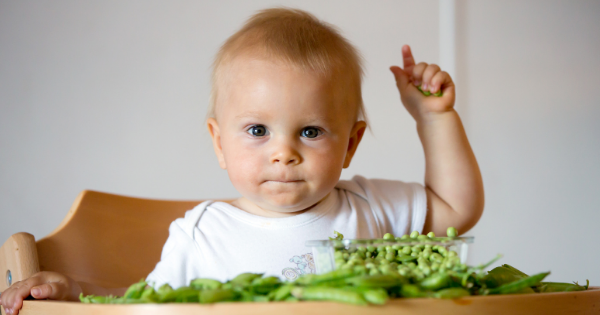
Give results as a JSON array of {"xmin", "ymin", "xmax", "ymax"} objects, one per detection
[
  {"xmin": 0, "ymin": 287, "xmax": 597, "ymax": 315},
  {"xmin": 0, "ymin": 233, "xmax": 40, "ymax": 292}
]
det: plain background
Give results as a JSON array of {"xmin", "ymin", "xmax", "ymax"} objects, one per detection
[{"xmin": 1, "ymin": 0, "xmax": 599, "ymax": 283}]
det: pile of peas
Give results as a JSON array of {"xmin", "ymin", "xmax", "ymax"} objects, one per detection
[{"xmin": 332, "ymin": 227, "xmax": 467, "ymax": 281}]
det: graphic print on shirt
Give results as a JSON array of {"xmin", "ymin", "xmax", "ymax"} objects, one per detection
[{"xmin": 281, "ymin": 253, "xmax": 316, "ymax": 280}]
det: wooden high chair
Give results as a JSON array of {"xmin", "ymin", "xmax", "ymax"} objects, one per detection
[
  {"xmin": 1, "ymin": 190, "xmax": 599, "ymax": 315},
  {"xmin": 0, "ymin": 190, "xmax": 203, "ymax": 292}
]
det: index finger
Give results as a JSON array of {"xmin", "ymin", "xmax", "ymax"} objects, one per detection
[{"xmin": 402, "ymin": 45, "xmax": 416, "ymax": 70}]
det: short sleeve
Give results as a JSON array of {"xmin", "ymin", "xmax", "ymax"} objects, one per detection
[
  {"xmin": 145, "ymin": 220, "xmax": 195, "ymax": 289},
  {"xmin": 336, "ymin": 175, "xmax": 427, "ymax": 237}
]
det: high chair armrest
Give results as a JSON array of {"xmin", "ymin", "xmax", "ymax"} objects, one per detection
[{"xmin": 0, "ymin": 232, "xmax": 40, "ymax": 292}]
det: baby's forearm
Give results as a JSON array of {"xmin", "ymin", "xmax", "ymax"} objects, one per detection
[{"xmin": 416, "ymin": 110, "xmax": 484, "ymax": 235}]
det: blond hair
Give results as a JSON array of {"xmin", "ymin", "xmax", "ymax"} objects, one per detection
[{"xmin": 208, "ymin": 7, "xmax": 367, "ymax": 125}]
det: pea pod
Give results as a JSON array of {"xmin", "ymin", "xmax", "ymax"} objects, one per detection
[
  {"xmin": 434, "ymin": 287, "xmax": 470, "ymax": 299},
  {"xmin": 272, "ymin": 284, "xmax": 295, "ymax": 301},
  {"xmin": 399, "ymin": 284, "xmax": 433, "ymax": 298},
  {"xmin": 487, "ymin": 272, "xmax": 550, "ymax": 295},
  {"xmin": 190, "ymin": 278, "xmax": 222, "ymax": 290},
  {"xmin": 419, "ymin": 273, "xmax": 452, "ymax": 291},
  {"xmin": 199, "ymin": 288, "xmax": 239, "ymax": 303},
  {"xmin": 536, "ymin": 280, "xmax": 589, "ymax": 293},
  {"xmin": 482, "ymin": 266, "xmax": 527, "ymax": 288},
  {"xmin": 343, "ymin": 287, "xmax": 389, "ymax": 305},
  {"xmin": 158, "ymin": 287, "xmax": 200, "ymax": 303},
  {"xmin": 140, "ymin": 286, "xmax": 158, "ymax": 302},
  {"xmin": 291, "ymin": 287, "xmax": 368, "ymax": 305},
  {"xmin": 345, "ymin": 274, "xmax": 406, "ymax": 289},
  {"xmin": 299, "ymin": 268, "xmax": 357, "ymax": 285},
  {"xmin": 123, "ymin": 279, "xmax": 147, "ymax": 299},
  {"xmin": 231, "ymin": 273, "xmax": 263, "ymax": 287}
]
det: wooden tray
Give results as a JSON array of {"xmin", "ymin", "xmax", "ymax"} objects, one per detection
[{"xmin": 4, "ymin": 287, "xmax": 599, "ymax": 315}]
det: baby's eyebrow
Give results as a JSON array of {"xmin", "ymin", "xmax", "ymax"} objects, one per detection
[{"xmin": 234, "ymin": 112, "xmax": 264, "ymax": 120}]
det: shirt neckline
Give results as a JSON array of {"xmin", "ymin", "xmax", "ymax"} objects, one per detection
[{"xmin": 208, "ymin": 190, "xmax": 339, "ymax": 229}]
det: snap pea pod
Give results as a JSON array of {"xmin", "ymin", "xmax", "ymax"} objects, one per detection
[
  {"xmin": 190, "ymin": 278, "xmax": 222, "ymax": 290},
  {"xmin": 417, "ymin": 85, "xmax": 443, "ymax": 97},
  {"xmin": 343, "ymin": 287, "xmax": 389, "ymax": 305},
  {"xmin": 487, "ymin": 272, "xmax": 550, "ymax": 295},
  {"xmin": 199, "ymin": 288, "xmax": 239, "ymax": 304},
  {"xmin": 156, "ymin": 283, "xmax": 174, "ymax": 297},
  {"xmin": 250, "ymin": 276, "xmax": 283, "ymax": 294},
  {"xmin": 291, "ymin": 287, "xmax": 368, "ymax": 305},
  {"xmin": 158, "ymin": 287, "xmax": 200, "ymax": 303},
  {"xmin": 271, "ymin": 284, "xmax": 295, "ymax": 301},
  {"xmin": 297, "ymin": 268, "xmax": 357, "ymax": 285},
  {"xmin": 123, "ymin": 279, "xmax": 147, "ymax": 299},
  {"xmin": 345, "ymin": 274, "xmax": 406, "ymax": 289},
  {"xmin": 231, "ymin": 273, "xmax": 264, "ymax": 287},
  {"xmin": 501, "ymin": 264, "xmax": 529, "ymax": 277},
  {"xmin": 483, "ymin": 265, "xmax": 527, "ymax": 288},
  {"xmin": 140, "ymin": 286, "xmax": 159, "ymax": 302},
  {"xmin": 536, "ymin": 280, "xmax": 589, "ymax": 293},
  {"xmin": 434, "ymin": 287, "xmax": 470, "ymax": 299},
  {"xmin": 419, "ymin": 272, "xmax": 452, "ymax": 291},
  {"xmin": 399, "ymin": 284, "xmax": 433, "ymax": 298}
]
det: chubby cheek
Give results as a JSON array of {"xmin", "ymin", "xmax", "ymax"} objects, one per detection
[
  {"xmin": 307, "ymin": 144, "xmax": 346, "ymax": 189},
  {"xmin": 222, "ymin": 141, "xmax": 264, "ymax": 195}
]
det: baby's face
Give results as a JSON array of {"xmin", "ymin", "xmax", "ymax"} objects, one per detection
[{"xmin": 208, "ymin": 56, "xmax": 365, "ymax": 216}]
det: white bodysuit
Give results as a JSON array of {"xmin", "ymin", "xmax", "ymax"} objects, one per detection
[{"xmin": 146, "ymin": 175, "xmax": 427, "ymax": 289}]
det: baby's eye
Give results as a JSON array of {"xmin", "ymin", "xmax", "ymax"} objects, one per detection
[
  {"xmin": 247, "ymin": 125, "xmax": 269, "ymax": 137},
  {"xmin": 301, "ymin": 127, "xmax": 321, "ymax": 139}
]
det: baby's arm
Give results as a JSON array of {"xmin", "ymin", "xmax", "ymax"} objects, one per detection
[
  {"xmin": 390, "ymin": 45, "xmax": 484, "ymax": 236},
  {"xmin": 0, "ymin": 271, "xmax": 126, "ymax": 315}
]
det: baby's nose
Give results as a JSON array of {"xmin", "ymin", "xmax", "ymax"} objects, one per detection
[{"xmin": 270, "ymin": 146, "xmax": 301, "ymax": 165}]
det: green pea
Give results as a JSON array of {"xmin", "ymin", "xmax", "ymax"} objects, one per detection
[
  {"xmin": 448, "ymin": 251, "xmax": 458, "ymax": 258},
  {"xmin": 357, "ymin": 246, "xmax": 367, "ymax": 253},
  {"xmin": 431, "ymin": 262, "xmax": 440, "ymax": 271},
  {"xmin": 394, "ymin": 237, "xmax": 403, "ymax": 241},
  {"xmin": 334, "ymin": 251, "xmax": 344, "ymax": 259},
  {"xmin": 342, "ymin": 253, "xmax": 350, "ymax": 259},
  {"xmin": 385, "ymin": 252, "xmax": 396, "ymax": 261},
  {"xmin": 377, "ymin": 245, "xmax": 386, "ymax": 252},
  {"xmin": 427, "ymin": 232, "xmax": 435, "ymax": 238},
  {"xmin": 447, "ymin": 227, "xmax": 458, "ymax": 237},
  {"xmin": 367, "ymin": 245, "xmax": 376, "ymax": 252},
  {"xmin": 402, "ymin": 247, "xmax": 412, "ymax": 255},
  {"xmin": 422, "ymin": 249, "xmax": 432, "ymax": 260},
  {"xmin": 369, "ymin": 268, "xmax": 381, "ymax": 276},
  {"xmin": 410, "ymin": 231, "xmax": 419, "ymax": 238},
  {"xmin": 383, "ymin": 233, "xmax": 394, "ymax": 240},
  {"xmin": 401, "ymin": 234, "xmax": 410, "ymax": 240},
  {"xmin": 365, "ymin": 262, "xmax": 376, "ymax": 269},
  {"xmin": 392, "ymin": 245, "xmax": 402, "ymax": 250},
  {"xmin": 379, "ymin": 259, "xmax": 390, "ymax": 265},
  {"xmin": 353, "ymin": 265, "xmax": 368, "ymax": 275},
  {"xmin": 407, "ymin": 262, "xmax": 417, "ymax": 269},
  {"xmin": 417, "ymin": 235, "xmax": 428, "ymax": 241},
  {"xmin": 365, "ymin": 251, "xmax": 373, "ymax": 258}
]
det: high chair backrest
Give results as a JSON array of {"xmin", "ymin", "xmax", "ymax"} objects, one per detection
[{"xmin": 0, "ymin": 190, "xmax": 205, "ymax": 291}]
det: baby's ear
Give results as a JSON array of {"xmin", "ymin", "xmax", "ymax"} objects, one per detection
[
  {"xmin": 207, "ymin": 118, "xmax": 227, "ymax": 169},
  {"xmin": 343, "ymin": 121, "xmax": 367, "ymax": 168}
]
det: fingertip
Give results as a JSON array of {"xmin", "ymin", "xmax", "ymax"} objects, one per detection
[{"xmin": 31, "ymin": 287, "xmax": 41, "ymax": 297}]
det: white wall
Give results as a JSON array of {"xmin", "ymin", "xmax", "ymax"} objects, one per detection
[
  {"xmin": 458, "ymin": 0, "xmax": 600, "ymax": 282},
  {"xmin": 1, "ymin": 0, "xmax": 598, "ymax": 284},
  {"xmin": 0, "ymin": 1, "xmax": 437, "ymax": 250}
]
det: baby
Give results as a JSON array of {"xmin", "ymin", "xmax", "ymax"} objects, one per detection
[{"xmin": 0, "ymin": 7, "xmax": 484, "ymax": 314}]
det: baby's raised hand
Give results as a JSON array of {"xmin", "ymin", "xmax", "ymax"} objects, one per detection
[
  {"xmin": 390, "ymin": 45, "xmax": 456, "ymax": 122},
  {"xmin": 0, "ymin": 271, "xmax": 82, "ymax": 315}
]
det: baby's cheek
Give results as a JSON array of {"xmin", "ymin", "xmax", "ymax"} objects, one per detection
[{"xmin": 226, "ymin": 151, "xmax": 263, "ymax": 191}]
